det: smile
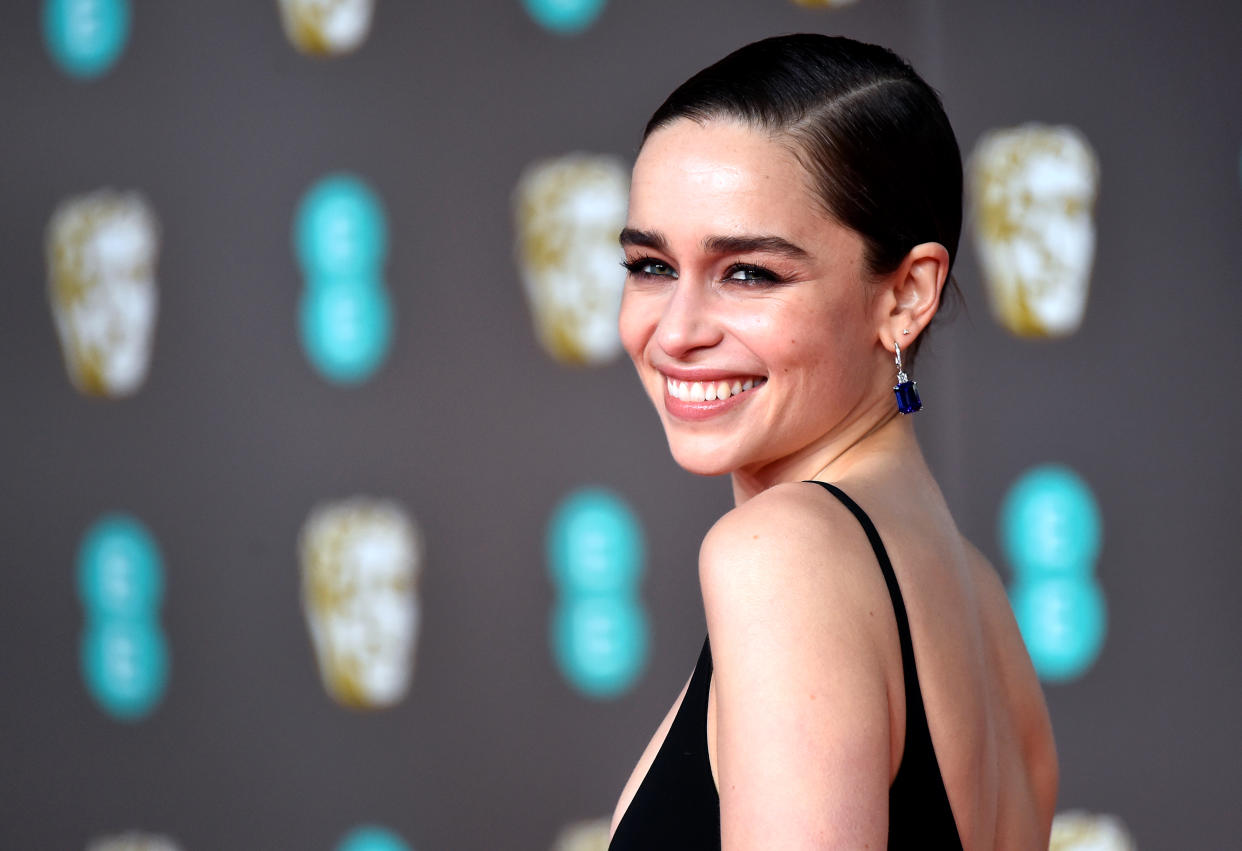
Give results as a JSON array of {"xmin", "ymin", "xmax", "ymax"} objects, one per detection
[{"xmin": 664, "ymin": 375, "xmax": 767, "ymax": 403}]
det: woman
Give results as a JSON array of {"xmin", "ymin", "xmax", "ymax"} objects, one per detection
[{"xmin": 607, "ymin": 35, "xmax": 1057, "ymax": 850}]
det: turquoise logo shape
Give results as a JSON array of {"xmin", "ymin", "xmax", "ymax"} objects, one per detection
[
  {"xmin": 1009, "ymin": 578, "xmax": 1106, "ymax": 683},
  {"xmin": 548, "ymin": 487, "xmax": 649, "ymax": 698},
  {"xmin": 999, "ymin": 464, "xmax": 1101, "ymax": 580},
  {"xmin": 998, "ymin": 464, "xmax": 1107, "ymax": 683},
  {"xmin": 293, "ymin": 174, "xmax": 393, "ymax": 384},
  {"xmin": 338, "ymin": 825, "xmax": 412, "ymax": 851},
  {"xmin": 548, "ymin": 488, "xmax": 643, "ymax": 594},
  {"xmin": 299, "ymin": 274, "xmax": 393, "ymax": 384},
  {"xmin": 552, "ymin": 596, "xmax": 649, "ymax": 699},
  {"xmin": 43, "ymin": 0, "xmax": 131, "ymax": 79},
  {"xmin": 81, "ymin": 619, "xmax": 170, "ymax": 719},
  {"xmin": 295, "ymin": 176, "xmax": 388, "ymax": 279},
  {"xmin": 522, "ymin": 0, "xmax": 607, "ymax": 34},
  {"xmin": 77, "ymin": 514, "xmax": 169, "ymax": 720},
  {"xmin": 78, "ymin": 514, "xmax": 163, "ymax": 617}
]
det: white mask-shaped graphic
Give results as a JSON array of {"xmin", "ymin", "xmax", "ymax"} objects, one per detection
[
  {"xmin": 300, "ymin": 498, "xmax": 421, "ymax": 709},
  {"xmin": 277, "ymin": 0, "xmax": 375, "ymax": 56},
  {"xmin": 968, "ymin": 124, "xmax": 1099, "ymax": 338},
  {"xmin": 86, "ymin": 833, "xmax": 182, "ymax": 851},
  {"xmin": 514, "ymin": 154, "xmax": 629, "ymax": 366},
  {"xmin": 46, "ymin": 191, "xmax": 159, "ymax": 398},
  {"xmin": 552, "ymin": 818, "xmax": 611, "ymax": 851},
  {"xmin": 1049, "ymin": 811, "xmax": 1136, "ymax": 851}
]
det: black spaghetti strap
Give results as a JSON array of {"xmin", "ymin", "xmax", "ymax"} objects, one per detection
[
  {"xmin": 807, "ymin": 482, "xmax": 919, "ymax": 684},
  {"xmin": 806, "ymin": 480, "xmax": 962, "ymax": 849}
]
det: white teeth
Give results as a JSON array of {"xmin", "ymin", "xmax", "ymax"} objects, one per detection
[{"xmin": 665, "ymin": 375, "xmax": 763, "ymax": 402}]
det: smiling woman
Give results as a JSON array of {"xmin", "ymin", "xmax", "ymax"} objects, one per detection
[{"xmin": 607, "ymin": 35, "xmax": 1057, "ymax": 851}]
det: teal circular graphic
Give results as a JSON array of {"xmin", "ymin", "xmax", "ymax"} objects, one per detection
[
  {"xmin": 552, "ymin": 596, "xmax": 649, "ymax": 698},
  {"xmin": 294, "ymin": 175, "xmax": 388, "ymax": 279},
  {"xmin": 43, "ymin": 0, "xmax": 131, "ymax": 79},
  {"xmin": 77, "ymin": 513, "xmax": 163, "ymax": 617},
  {"xmin": 299, "ymin": 276, "xmax": 393, "ymax": 383},
  {"xmin": 999, "ymin": 464, "xmax": 1102, "ymax": 579},
  {"xmin": 81, "ymin": 619, "xmax": 169, "ymax": 720},
  {"xmin": 548, "ymin": 488, "xmax": 643, "ymax": 594},
  {"xmin": 522, "ymin": 0, "xmax": 607, "ymax": 34},
  {"xmin": 1010, "ymin": 577, "xmax": 1106, "ymax": 683},
  {"xmin": 338, "ymin": 826, "xmax": 412, "ymax": 851}
]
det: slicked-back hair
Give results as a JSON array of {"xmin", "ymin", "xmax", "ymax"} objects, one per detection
[{"xmin": 643, "ymin": 34, "xmax": 963, "ymax": 367}]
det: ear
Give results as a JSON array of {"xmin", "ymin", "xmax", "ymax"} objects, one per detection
[{"xmin": 874, "ymin": 242, "xmax": 950, "ymax": 351}]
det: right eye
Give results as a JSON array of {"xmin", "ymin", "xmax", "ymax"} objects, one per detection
[{"xmin": 621, "ymin": 257, "xmax": 678, "ymax": 279}]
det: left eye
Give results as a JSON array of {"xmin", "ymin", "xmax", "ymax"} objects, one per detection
[{"xmin": 725, "ymin": 264, "xmax": 779, "ymax": 284}]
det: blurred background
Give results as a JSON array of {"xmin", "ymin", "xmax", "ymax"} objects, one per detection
[{"xmin": 2, "ymin": 1, "xmax": 1240, "ymax": 848}]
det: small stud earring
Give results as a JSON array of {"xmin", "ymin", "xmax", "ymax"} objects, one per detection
[
  {"xmin": 893, "ymin": 341, "xmax": 922, "ymax": 414},
  {"xmin": 902, "ymin": 328, "xmax": 911, "ymax": 335}
]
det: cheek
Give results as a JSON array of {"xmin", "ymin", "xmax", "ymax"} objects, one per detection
[{"xmin": 617, "ymin": 288, "xmax": 655, "ymax": 362}]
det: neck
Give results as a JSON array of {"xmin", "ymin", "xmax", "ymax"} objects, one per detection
[{"xmin": 729, "ymin": 398, "xmax": 918, "ymax": 505}]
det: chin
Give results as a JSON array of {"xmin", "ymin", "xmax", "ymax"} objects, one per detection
[{"xmin": 664, "ymin": 437, "xmax": 741, "ymax": 478}]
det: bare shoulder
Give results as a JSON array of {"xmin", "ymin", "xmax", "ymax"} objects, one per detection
[
  {"xmin": 699, "ymin": 480, "xmax": 898, "ymax": 648},
  {"xmin": 700, "ymin": 481, "xmax": 882, "ymax": 595}
]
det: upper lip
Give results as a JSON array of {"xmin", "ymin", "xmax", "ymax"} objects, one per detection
[{"xmin": 656, "ymin": 365, "xmax": 765, "ymax": 382}]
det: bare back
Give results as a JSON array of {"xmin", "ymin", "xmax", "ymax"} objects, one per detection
[{"xmin": 841, "ymin": 480, "xmax": 1058, "ymax": 849}]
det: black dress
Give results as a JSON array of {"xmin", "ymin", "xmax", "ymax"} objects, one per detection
[{"xmin": 609, "ymin": 482, "xmax": 963, "ymax": 850}]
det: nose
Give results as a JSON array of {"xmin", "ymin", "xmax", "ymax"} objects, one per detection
[{"xmin": 655, "ymin": 280, "xmax": 722, "ymax": 359}]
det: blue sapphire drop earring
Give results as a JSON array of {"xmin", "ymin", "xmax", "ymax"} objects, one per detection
[{"xmin": 893, "ymin": 339, "xmax": 922, "ymax": 414}]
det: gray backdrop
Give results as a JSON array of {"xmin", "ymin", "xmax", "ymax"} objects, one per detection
[{"xmin": 2, "ymin": 1, "xmax": 1240, "ymax": 848}]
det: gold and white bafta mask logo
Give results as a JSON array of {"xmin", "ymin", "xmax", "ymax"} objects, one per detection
[
  {"xmin": 968, "ymin": 124, "xmax": 1099, "ymax": 338},
  {"xmin": 46, "ymin": 190, "xmax": 159, "ymax": 398},
  {"xmin": 1049, "ymin": 811, "xmax": 1136, "ymax": 851},
  {"xmin": 514, "ymin": 154, "xmax": 629, "ymax": 366},
  {"xmin": 300, "ymin": 498, "xmax": 422, "ymax": 709},
  {"xmin": 551, "ymin": 818, "xmax": 611, "ymax": 851},
  {"xmin": 277, "ymin": 0, "xmax": 375, "ymax": 56},
  {"xmin": 86, "ymin": 833, "xmax": 182, "ymax": 851}
]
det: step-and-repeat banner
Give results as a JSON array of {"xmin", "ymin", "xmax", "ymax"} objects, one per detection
[{"xmin": 2, "ymin": 1, "xmax": 1239, "ymax": 848}]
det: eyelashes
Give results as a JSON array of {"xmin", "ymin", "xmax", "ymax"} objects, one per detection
[
  {"xmin": 722, "ymin": 263, "xmax": 785, "ymax": 285},
  {"xmin": 621, "ymin": 256, "xmax": 787, "ymax": 287},
  {"xmin": 620, "ymin": 256, "xmax": 677, "ymax": 279}
]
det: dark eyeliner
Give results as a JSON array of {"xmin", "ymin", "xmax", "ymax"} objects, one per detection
[
  {"xmin": 723, "ymin": 262, "xmax": 785, "ymax": 285},
  {"xmin": 621, "ymin": 256, "xmax": 677, "ymax": 278}
]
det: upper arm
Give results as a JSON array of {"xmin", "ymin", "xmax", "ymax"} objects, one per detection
[{"xmin": 700, "ymin": 485, "xmax": 898, "ymax": 850}]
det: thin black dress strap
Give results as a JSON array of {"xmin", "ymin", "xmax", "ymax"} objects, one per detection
[{"xmin": 807, "ymin": 481, "xmax": 962, "ymax": 849}]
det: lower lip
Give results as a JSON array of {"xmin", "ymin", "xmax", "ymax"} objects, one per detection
[{"xmin": 664, "ymin": 381, "xmax": 764, "ymax": 422}]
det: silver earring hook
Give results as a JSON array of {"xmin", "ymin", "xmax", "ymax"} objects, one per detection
[{"xmin": 894, "ymin": 341, "xmax": 908, "ymax": 384}]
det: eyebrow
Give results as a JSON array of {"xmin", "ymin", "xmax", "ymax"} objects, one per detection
[
  {"xmin": 619, "ymin": 228, "xmax": 809, "ymax": 260},
  {"xmin": 619, "ymin": 228, "xmax": 667, "ymax": 251},
  {"xmin": 703, "ymin": 234, "xmax": 810, "ymax": 260}
]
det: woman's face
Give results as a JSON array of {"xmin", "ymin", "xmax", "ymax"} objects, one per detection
[{"xmin": 619, "ymin": 119, "xmax": 888, "ymax": 478}]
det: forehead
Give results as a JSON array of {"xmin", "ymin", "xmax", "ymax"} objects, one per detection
[{"xmin": 629, "ymin": 119, "xmax": 826, "ymax": 243}]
